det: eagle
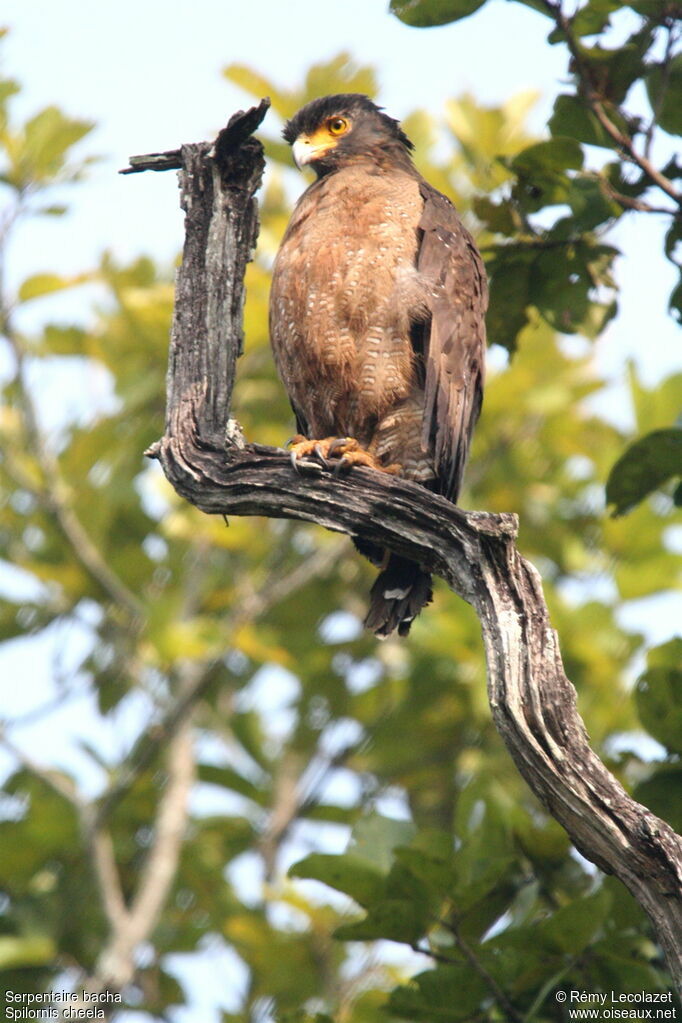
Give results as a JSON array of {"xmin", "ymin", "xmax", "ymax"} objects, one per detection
[{"xmin": 269, "ymin": 94, "xmax": 487, "ymax": 637}]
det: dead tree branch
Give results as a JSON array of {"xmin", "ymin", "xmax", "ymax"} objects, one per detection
[{"xmin": 123, "ymin": 100, "xmax": 682, "ymax": 991}]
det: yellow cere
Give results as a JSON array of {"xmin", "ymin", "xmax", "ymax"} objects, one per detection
[{"xmin": 306, "ymin": 117, "xmax": 350, "ymax": 147}]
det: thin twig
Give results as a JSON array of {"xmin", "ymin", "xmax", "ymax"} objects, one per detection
[
  {"xmin": 0, "ymin": 727, "xmax": 84, "ymax": 808},
  {"xmin": 603, "ymin": 186, "xmax": 677, "ymax": 217},
  {"xmin": 445, "ymin": 918, "xmax": 524, "ymax": 1023},
  {"xmin": 258, "ymin": 723, "xmax": 373, "ymax": 879},
  {"xmin": 410, "ymin": 941, "xmax": 458, "ymax": 966}
]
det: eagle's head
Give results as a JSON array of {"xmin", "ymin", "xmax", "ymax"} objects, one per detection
[{"xmin": 282, "ymin": 94, "xmax": 414, "ymax": 177}]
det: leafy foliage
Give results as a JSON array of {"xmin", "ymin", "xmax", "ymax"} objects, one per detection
[
  {"xmin": 0, "ymin": 28, "xmax": 680, "ymax": 1023},
  {"xmin": 635, "ymin": 638, "xmax": 682, "ymax": 754},
  {"xmin": 606, "ymin": 427, "xmax": 682, "ymax": 515},
  {"xmin": 389, "ymin": 0, "xmax": 487, "ymax": 26}
]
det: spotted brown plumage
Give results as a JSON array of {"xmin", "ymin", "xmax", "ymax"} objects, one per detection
[{"xmin": 269, "ymin": 94, "xmax": 487, "ymax": 637}]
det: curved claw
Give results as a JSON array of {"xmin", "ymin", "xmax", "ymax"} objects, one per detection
[
  {"xmin": 327, "ymin": 436, "xmax": 355, "ymax": 457},
  {"xmin": 290, "ymin": 449, "xmax": 322, "ymax": 474},
  {"xmin": 313, "ymin": 443, "xmax": 330, "ymax": 467}
]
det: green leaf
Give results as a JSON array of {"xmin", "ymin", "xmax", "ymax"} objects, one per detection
[
  {"xmin": 646, "ymin": 53, "xmax": 682, "ymax": 136},
  {"xmin": 626, "ymin": 365, "xmax": 682, "ymax": 435},
  {"xmin": 0, "ymin": 76, "xmax": 20, "ymax": 133},
  {"xmin": 511, "ymin": 137, "xmax": 583, "ymax": 175},
  {"xmin": 530, "ymin": 255, "xmax": 587, "ymax": 332},
  {"xmin": 389, "ymin": 0, "xmax": 487, "ymax": 27},
  {"xmin": 485, "ymin": 248, "xmax": 534, "ymax": 352},
  {"xmin": 635, "ymin": 639, "xmax": 682, "ymax": 754},
  {"xmin": 36, "ymin": 204, "xmax": 68, "ymax": 217},
  {"xmin": 389, "ymin": 965, "xmax": 488, "ymax": 1021},
  {"xmin": 0, "ymin": 78, "xmax": 21, "ymax": 105},
  {"xmin": 18, "ymin": 271, "xmax": 91, "ymax": 303},
  {"xmin": 549, "ymin": 94, "xmax": 628, "ymax": 150},
  {"xmin": 39, "ymin": 323, "xmax": 89, "ymax": 355},
  {"xmin": 19, "ymin": 105, "xmax": 94, "ymax": 183},
  {"xmin": 301, "ymin": 802, "xmax": 356, "ymax": 825},
  {"xmin": 625, "ymin": 0, "xmax": 679, "ymax": 15},
  {"xmin": 304, "ymin": 53, "xmax": 378, "ymax": 103},
  {"xmin": 334, "ymin": 897, "xmax": 428, "ymax": 943},
  {"xmin": 230, "ymin": 710, "xmax": 271, "ymax": 771},
  {"xmin": 484, "ymin": 892, "xmax": 612, "ymax": 993},
  {"xmin": 665, "ymin": 218, "xmax": 682, "ymax": 263},
  {"xmin": 606, "ymin": 427, "xmax": 682, "ymax": 515},
  {"xmin": 0, "ymin": 934, "xmax": 56, "ymax": 969},
  {"xmin": 575, "ymin": 26, "xmax": 654, "ymax": 106},
  {"xmin": 567, "ymin": 175, "xmax": 623, "ymax": 231},
  {"xmin": 570, "ymin": 0, "xmax": 623, "ymax": 37},
  {"xmin": 604, "ymin": 160, "xmax": 649, "ymax": 201},
  {"xmin": 347, "ymin": 812, "xmax": 416, "ymax": 872},
  {"xmin": 580, "ymin": 298, "xmax": 618, "ymax": 340},
  {"xmin": 514, "ymin": 0, "xmax": 560, "ymax": 12},
  {"xmin": 473, "ymin": 196, "xmax": 518, "ymax": 235},
  {"xmin": 279, "ymin": 1014, "xmax": 334, "ymax": 1023},
  {"xmin": 670, "ymin": 276, "xmax": 682, "ymax": 324},
  {"xmin": 540, "ymin": 889, "xmax": 611, "ymax": 955},
  {"xmin": 451, "ymin": 818, "xmax": 518, "ymax": 915},
  {"xmin": 506, "ymin": 138, "xmax": 584, "ymax": 216},
  {"xmin": 198, "ymin": 763, "xmax": 266, "ymax": 805},
  {"xmin": 223, "ymin": 63, "xmax": 298, "ymax": 122},
  {"xmin": 634, "ymin": 764, "xmax": 682, "ymax": 833},
  {"xmin": 393, "ymin": 843, "xmax": 455, "ymax": 895},
  {"xmin": 289, "ymin": 852, "xmax": 385, "ymax": 907}
]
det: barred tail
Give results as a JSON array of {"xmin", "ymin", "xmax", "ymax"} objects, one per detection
[{"xmin": 363, "ymin": 554, "xmax": 433, "ymax": 638}]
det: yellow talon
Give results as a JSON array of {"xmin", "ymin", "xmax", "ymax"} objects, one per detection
[{"xmin": 288, "ymin": 435, "xmax": 401, "ymax": 476}]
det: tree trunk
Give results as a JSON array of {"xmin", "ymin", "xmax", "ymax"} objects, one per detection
[{"xmin": 124, "ymin": 102, "xmax": 682, "ymax": 991}]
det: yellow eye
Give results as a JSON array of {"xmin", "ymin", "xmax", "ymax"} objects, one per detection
[{"xmin": 327, "ymin": 116, "xmax": 349, "ymax": 136}]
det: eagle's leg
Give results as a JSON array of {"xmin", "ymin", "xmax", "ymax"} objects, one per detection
[{"xmin": 287, "ymin": 436, "xmax": 400, "ymax": 475}]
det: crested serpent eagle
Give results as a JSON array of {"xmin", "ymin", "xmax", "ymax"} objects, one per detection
[{"xmin": 269, "ymin": 94, "xmax": 487, "ymax": 637}]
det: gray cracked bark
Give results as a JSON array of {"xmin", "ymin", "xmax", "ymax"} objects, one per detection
[{"xmin": 124, "ymin": 101, "xmax": 682, "ymax": 990}]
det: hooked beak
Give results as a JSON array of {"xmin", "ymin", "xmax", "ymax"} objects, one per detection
[
  {"xmin": 292, "ymin": 135, "xmax": 331, "ymax": 169},
  {"xmin": 292, "ymin": 137, "xmax": 313, "ymax": 169}
]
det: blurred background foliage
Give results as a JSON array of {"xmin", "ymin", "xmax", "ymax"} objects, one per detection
[{"xmin": 0, "ymin": 0, "xmax": 681, "ymax": 1017}]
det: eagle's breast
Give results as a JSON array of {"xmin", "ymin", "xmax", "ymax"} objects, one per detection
[{"xmin": 269, "ymin": 163, "xmax": 426, "ymax": 446}]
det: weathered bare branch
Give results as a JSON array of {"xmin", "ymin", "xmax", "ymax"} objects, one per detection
[{"xmin": 126, "ymin": 102, "xmax": 682, "ymax": 991}]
